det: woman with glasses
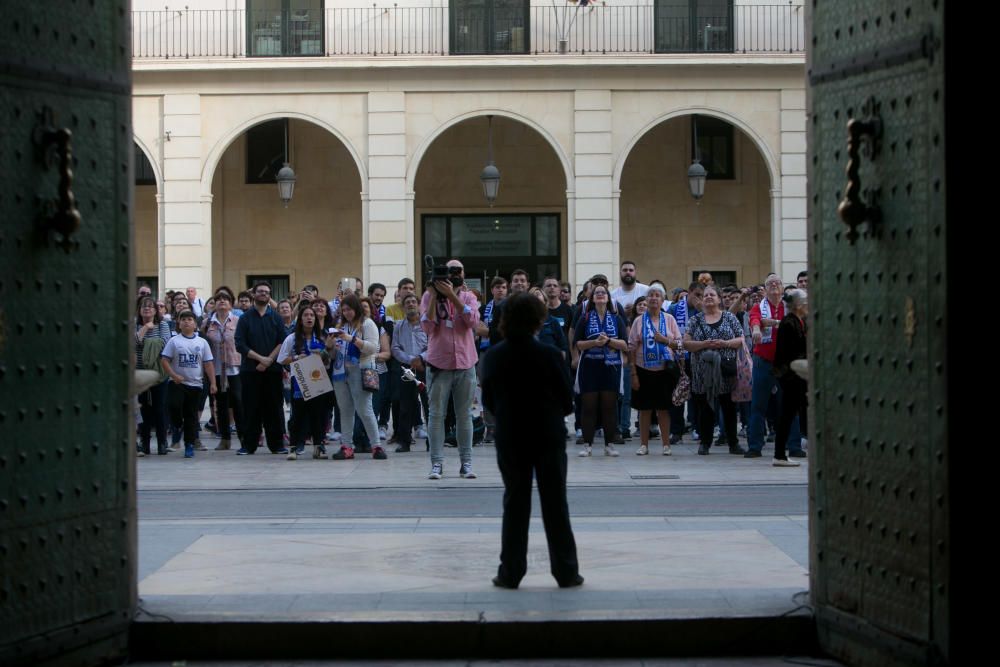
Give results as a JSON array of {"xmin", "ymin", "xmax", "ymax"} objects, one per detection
[
  {"xmin": 682, "ymin": 285, "xmax": 747, "ymax": 456},
  {"xmin": 135, "ymin": 296, "xmax": 172, "ymax": 456},
  {"xmin": 573, "ymin": 286, "xmax": 629, "ymax": 457}
]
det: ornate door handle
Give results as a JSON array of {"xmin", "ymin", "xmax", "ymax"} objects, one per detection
[
  {"xmin": 837, "ymin": 99, "xmax": 883, "ymax": 243},
  {"xmin": 33, "ymin": 107, "xmax": 82, "ymax": 252}
]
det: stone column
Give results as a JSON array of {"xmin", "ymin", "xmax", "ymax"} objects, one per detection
[
  {"xmin": 366, "ymin": 91, "xmax": 409, "ymax": 289},
  {"xmin": 572, "ymin": 90, "xmax": 616, "ymax": 289},
  {"xmin": 161, "ymin": 93, "xmax": 211, "ymax": 294},
  {"xmin": 779, "ymin": 88, "xmax": 808, "ymax": 282}
]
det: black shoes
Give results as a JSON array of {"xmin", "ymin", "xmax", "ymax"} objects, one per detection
[
  {"xmin": 492, "ymin": 576, "xmax": 519, "ymax": 589},
  {"xmin": 697, "ymin": 444, "xmax": 710, "ymax": 455},
  {"xmin": 557, "ymin": 575, "xmax": 585, "ymax": 589},
  {"xmin": 729, "ymin": 444, "xmax": 748, "ymax": 455},
  {"xmin": 744, "ymin": 450, "xmax": 763, "ymax": 458}
]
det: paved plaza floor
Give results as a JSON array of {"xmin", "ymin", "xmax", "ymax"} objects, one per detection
[{"xmin": 137, "ymin": 426, "xmax": 811, "ymax": 624}]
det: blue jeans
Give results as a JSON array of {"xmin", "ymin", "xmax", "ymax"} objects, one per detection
[
  {"xmin": 618, "ymin": 365, "xmax": 632, "ymax": 435},
  {"xmin": 747, "ymin": 354, "xmax": 801, "ymax": 453},
  {"xmin": 427, "ymin": 366, "xmax": 476, "ymax": 466}
]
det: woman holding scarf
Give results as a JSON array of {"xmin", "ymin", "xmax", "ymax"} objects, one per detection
[
  {"xmin": 328, "ymin": 293, "xmax": 385, "ymax": 460},
  {"xmin": 628, "ymin": 284, "xmax": 681, "ymax": 456},
  {"xmin": 277, "ymin": 303, "xmax": 331, "ymax": 461},
  {"xmin": 574, "ymin": 286, "xmax": 629, "ymax": 457},
  {"xmin": 682, "ymin": 285, "xmax": 747, "ymax": 456}
]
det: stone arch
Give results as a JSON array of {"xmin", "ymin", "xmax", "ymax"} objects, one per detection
[
  {"xmin": 616, "ymin": 108, "xmax": 778, "ymax": 289},
  {"xmin": 133, "ymin": 135, "xmax": 162, "ymax": 192},
  {"xmin": 200, "ymin": 111, "xmax": 367, "ymax": 198},
  {"xmin": 613, "ymin": 107, "xmax": 778, "ymax": 192},
  {"xmin": 407, "ymin": 109, "xmax": 574, "ymax": 194}
]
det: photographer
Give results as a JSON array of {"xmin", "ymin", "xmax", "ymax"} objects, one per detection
[{"xmin": 420, "ymin": 259, "xmax": 481, "ymax": 480}]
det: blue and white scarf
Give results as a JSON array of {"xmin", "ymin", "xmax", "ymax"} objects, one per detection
[
  {"xmin": 759, "ymin": 298, "xmax": 778, "ymax": 344},
  {"xmin": 673, "ymin": 296, "xmax": 689, "ymax": 334},
  {"xmin": 331, "ymin": 326, "xmax": 361, "ymax": 382},
  {"xmin": 642, "ymin": 311, "xmax": 672, "ymax": 366},
  {"xmin": 479, "ymin": 300, "xmax": 495, "ymax": 350},
  {"xmin": 584, "ymin": 309, "xmax": 621, "ymax": 366}
]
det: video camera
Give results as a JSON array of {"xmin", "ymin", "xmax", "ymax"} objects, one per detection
[{"xmin": 424, "ymin": 254, "xmax": 463, "ymax": 298}]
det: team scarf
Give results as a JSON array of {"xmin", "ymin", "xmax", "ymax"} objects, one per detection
[
  {"xmin": 479, "ymin": 300, "xmax": 496, "ymax": 350},
  {"xmin": 377, "ymin": 303, "xmax": 386, "ymax": 322},
  {"xmin": 759, "ymin": 298, "xmax": 780, "ymax": 344},
  {"xmin": 674, "ymin": 296, "xmax": 689, "ymax": 334},
  {"xmin": 331, "ymin": 325, "xmax": 361, "ymax": 381},
  {"xmin": 584, "ymin": 308, "xmax": 621, "ymax": 365},
  {"xmin": 642, "ymin": 310, "xmax": 671, "ymax": 366}
]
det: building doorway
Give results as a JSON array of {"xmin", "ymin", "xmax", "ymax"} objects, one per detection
[{"xmin": 421, "ymin": 213, "xmax": 562, "ymax": 292}]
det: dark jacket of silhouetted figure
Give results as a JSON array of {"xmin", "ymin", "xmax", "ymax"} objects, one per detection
[{"xmin": 482, "ymin": 333, "xmax": 581, "ymax": 587}]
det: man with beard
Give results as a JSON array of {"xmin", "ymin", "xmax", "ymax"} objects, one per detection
[
  {"xmin": 234, "ymin": 281, "xmax": 288, "ymax": 455},
  {"xmin": 611, "ymin": 260, "xmax": 649, "ymax": 320}
]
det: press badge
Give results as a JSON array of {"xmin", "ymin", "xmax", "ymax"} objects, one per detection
[{"xmin": 445, "ymin": 320, "xmax": 454, "ymax": 329}]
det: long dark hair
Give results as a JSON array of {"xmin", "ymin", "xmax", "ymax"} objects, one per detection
[
  {"xmin": 337, "ymin": 293, "xmax": 364, "ymax": 330},
  {"xmin": 135, "ymin": 296, "xmax": 162, "ymax": 326},
  {"xmin": 294, "ymin": 303, "xmax": 323, "ymax": 354}
]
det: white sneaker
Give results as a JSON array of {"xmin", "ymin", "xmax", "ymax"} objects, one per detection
[
  {"xmin": 460, "ymin": 462, "xmax": 477, "ymax": 479},
  {"xmin": 286, "ymin": 450, "xmax": 297, "ymax": 461},
  {"xmin": 415, "ymin": 426, "xmax": 428, "ymax": 439},
  {"xmin": 575, "ymin": 428, "xmax": 583, "ymax": 438},
  {"xmin": 378, "ymin": 426, "xmax": 387, "ymax": 441},
  {"xmin": 428, "ymin": 462, "xmax": 443, "ymax": 479},
  {"xmin": 635, "ymin": 444, "xmax": 649, "ymax": 456},
  {"xmin": 578, "ymin": 446, "xmax": 592, "ymax": 457},
  {"xmin": 772, "ymin": 458, "xmax": 801, "ymax": 467},
  {"xmin": 662, "ymin": 445, "xmax": 672, "ymax": 456},
  {"xmin": 604, "ymin": 444, "xmax": 620, "ymax": 457},
  {"xmin": 329, "ymin": 431, "xmax": 342, "ymax": 442}
]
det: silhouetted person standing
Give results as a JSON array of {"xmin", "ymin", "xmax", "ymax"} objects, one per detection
[{"xmin": 482, "ymin": 292, "xmax": 583, "ymax": 589}]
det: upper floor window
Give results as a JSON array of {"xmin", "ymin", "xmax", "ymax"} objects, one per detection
[
  {"xmin": 691, "ymin": 115, "xmax": 734, "ymax": 180},
  {"xmin": 450, "ymin": 0, "xmax": 530, "ymax": 55},
  {"xmin": 655, "ymin": 0, "xmax": 733, "ymax": 53},
  {"xmin": 246, "ymin": 119, "xmax": 289, "ymax": 184},
  {"xmin": 248, "ymin": 0, "xmax": 324, "ymax": 57}
]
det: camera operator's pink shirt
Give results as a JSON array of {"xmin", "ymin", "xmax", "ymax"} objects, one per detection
[{"xmin": 419, "ymin": 289, "xmax": 481, "ymax": 370}]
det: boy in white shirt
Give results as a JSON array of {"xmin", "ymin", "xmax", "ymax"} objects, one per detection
[{"xmin": 161, "ymin": 311, "xmax": 217, "ymax": 458}]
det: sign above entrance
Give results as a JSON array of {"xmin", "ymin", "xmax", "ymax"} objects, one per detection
[{"xmin": 451, "ymin": 216, "xmax": 532, "ymax": 256}]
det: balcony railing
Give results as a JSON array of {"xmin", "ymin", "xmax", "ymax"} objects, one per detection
[{"xmin": 131, "ymin": 4, "xmax": 804, "ymax": 60}]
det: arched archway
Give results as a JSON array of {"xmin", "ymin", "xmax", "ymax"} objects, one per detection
[
  {"xmin": 411, "ymin": 113, "xmax": 571, "ymax": 291},
  {"xmin": 617, "ymin": 111, "xmax": 776, "ymax": 291},
  {"xmin": 207, "ymin": 116, "xmax": 364, "ymax": 299},
  {"xmin": 133, "ymin": 140, "xmax": 162, "ymax": 295}
]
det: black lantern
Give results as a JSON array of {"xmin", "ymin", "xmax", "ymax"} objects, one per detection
[
  {"xmin": 689, "ymin": 115, "xmax": 707, "ymax": 201},
  {"xmin": 480, "ymin": 115, "xmax": 500, "ymax": 206}
]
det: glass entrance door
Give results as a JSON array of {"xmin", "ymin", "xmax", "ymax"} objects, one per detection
[{"xmin": 421, "ymin": 213, "xmax": 561, "ymax": 292}]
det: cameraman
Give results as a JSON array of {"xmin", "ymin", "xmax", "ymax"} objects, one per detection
[{"xmin": 420, "ymin": 259, "xmax": 482, "ymax": 480}]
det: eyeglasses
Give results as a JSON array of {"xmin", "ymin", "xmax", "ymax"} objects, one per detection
[{"xmin": 156, "ymin": 303, "xmax": 166, "ymax": 308}]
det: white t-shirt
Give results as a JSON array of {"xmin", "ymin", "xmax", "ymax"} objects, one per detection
[
  {"xmin": 161, "ymin": 334, "xmax": 213, "ymax": 388},
  {"xmin": 611, "ymin": 283, "xmax": 650, "ymax": 310}
]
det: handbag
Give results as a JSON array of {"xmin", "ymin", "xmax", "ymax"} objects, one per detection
[
  {"xmin": 361, "ymin": 367, "xmax": 380, "ymax": 393},
  {"xmin": 731, "ymin": 346, "xmax": 753, "ymax": 402},
  {"xmin": 672, "ymin": 355, "xmax": 691, "ymax": 406},
  {"xmin": 720, "ymin": 354, "xmax": 738, "ymax": 378}
]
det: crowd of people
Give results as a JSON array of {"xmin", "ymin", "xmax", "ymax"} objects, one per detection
[{"xmin": 134, "ymin": 260, "xmax": 809, "ymax": 472}]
